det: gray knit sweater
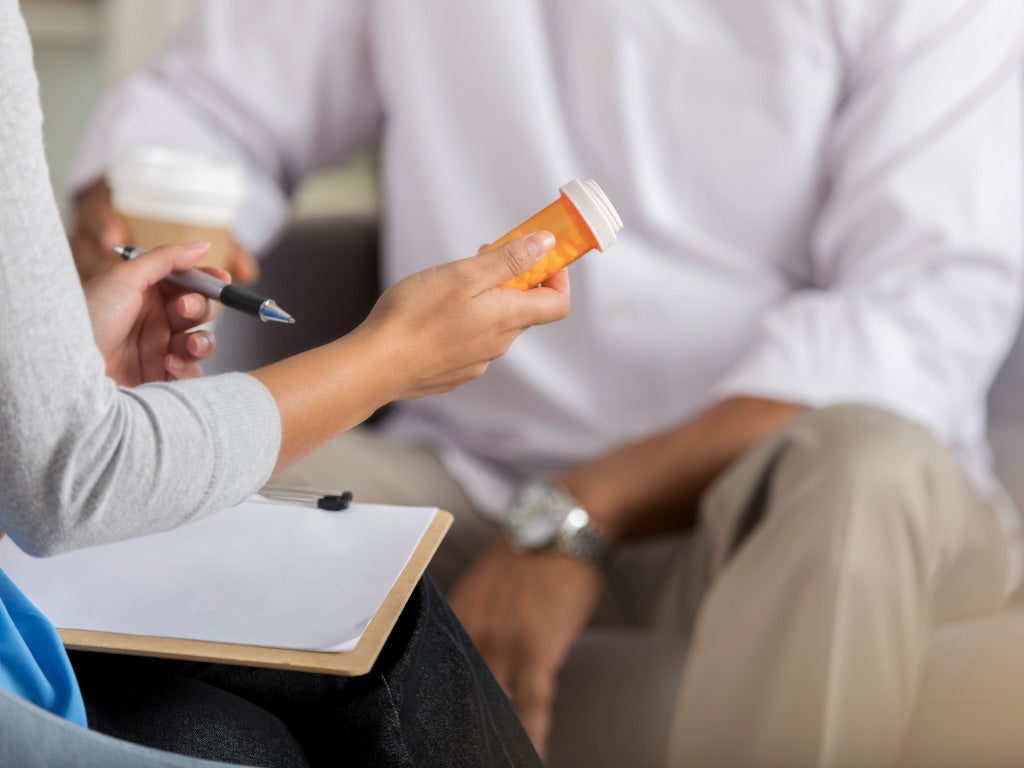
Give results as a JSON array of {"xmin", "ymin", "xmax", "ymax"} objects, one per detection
[{"xmin": 0, "ymin": 3, "xmax": 281, "ymax": 556}]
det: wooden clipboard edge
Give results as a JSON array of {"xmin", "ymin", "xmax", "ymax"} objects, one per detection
[{"xmin": 58, "ymin": 509, "xmax": 453, "ymax": 677}]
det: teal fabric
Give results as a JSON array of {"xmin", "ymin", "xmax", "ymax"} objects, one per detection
[{"xmin": 0, "ymin": 568, "xmax": 86, "ymax": 727}]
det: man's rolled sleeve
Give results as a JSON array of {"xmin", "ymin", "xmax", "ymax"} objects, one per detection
[
  {"xmin": 66, "ymin": 0, "xmax": 381, "ymax": 254},
  {"xmin": 712, "ymin": 0, "xmax": 1024, "ymax": 441}
]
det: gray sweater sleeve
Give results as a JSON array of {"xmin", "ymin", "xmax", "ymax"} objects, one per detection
[{"xmin": 0, "ymin": 3, "xmax": 282, "ymax": 556}]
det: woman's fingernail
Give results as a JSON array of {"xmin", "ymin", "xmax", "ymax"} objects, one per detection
[
  {"xmin": 525, "ymin": 232, "xmax": 555, "ymax": 259},
  {"xmin": 181, "ymin": 296, "xmax": 203, "ymax": 316},
  {"xmin": 189, "ymin": 333, "xmax": 211, "ymax": 355},
  {"xmin": 165, "ymin": 355, "xmax": 184, "ymax": 372},
  {"xmin": 183, "ymin": 241, "xmax": 211, "ymax": 255}
]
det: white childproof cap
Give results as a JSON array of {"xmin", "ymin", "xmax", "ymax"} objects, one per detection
[{"xmin": 559, "ymin": 179, "xmax": 623, "ymax": 251}]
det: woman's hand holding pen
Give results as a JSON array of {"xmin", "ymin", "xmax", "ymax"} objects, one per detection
[{"xmin": 83, "ymin": 242, "xmax": 222, "ymax": 385}]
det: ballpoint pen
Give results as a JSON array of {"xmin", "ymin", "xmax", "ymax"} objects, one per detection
[{"xmin": 113, "ymin": 245, "xmax": 295, "ymax": 324}]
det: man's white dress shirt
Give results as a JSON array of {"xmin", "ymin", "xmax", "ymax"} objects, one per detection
[{"xmin": 70, "ymin": 0, "xmax": 1024, "ymax": 587}]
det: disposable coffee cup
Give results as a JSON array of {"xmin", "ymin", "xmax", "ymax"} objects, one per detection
[{"xmin": 108, "ymin": 146, "xmax": 247, "ymax": 271}]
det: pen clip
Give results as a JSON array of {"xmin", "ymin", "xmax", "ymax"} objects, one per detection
[{"xmin": 259, "ymin": 487, "xmax": 353, "ymax": 512}]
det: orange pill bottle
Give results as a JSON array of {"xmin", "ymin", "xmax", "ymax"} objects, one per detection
[{"xmin": 496, "ymin": 179, "xmax": 623, "ymax": 290}]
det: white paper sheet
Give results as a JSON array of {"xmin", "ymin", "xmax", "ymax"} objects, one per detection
[{"xmin": 0, "ymin": 496, "xmax": 438, "ymax": 652}]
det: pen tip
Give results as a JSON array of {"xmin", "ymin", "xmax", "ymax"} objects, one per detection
[{"xmin": 259, "ymin": 301, "xmax": 296, "ymax": 324}]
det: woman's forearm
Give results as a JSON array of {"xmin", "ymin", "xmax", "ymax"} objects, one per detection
[{"xmin": 251, "ymin": 328, "xmax": 400, "ymax": 474}]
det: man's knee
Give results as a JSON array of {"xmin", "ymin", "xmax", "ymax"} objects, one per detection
[
  {"xmin": 783, "ymin": 404, "xmax": 950, "ymax": 486},
  {"xmin": 720, "ymin": 404, "xmax": 958, "ymax": 567},
  {"xmin": 773, "ymin": 406, "xmax": 965, "ymax": 565}
]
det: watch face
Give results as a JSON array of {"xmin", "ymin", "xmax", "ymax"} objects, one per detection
[{"xmin": 508, "ymin": 484, "xmax": 567, "ymax": 549}]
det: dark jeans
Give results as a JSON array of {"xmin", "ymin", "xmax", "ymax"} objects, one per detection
[{"xmin": 70, "ymin": 576, "xmax": 540, "ymax": 768}]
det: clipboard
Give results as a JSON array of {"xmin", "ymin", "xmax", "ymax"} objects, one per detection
[{"xmin": 0, "ymin": 495, "xmax": 452, "ymax": 677}]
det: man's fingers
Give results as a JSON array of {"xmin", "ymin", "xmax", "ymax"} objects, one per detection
[
  {"xmin": 100, "ymin": 219, "xmax": 129, "ymax": 251},
  {"xmin": 511, "ymin": 666, "xmax": 556, "ymax": 759},
  {"xmin": 228, "ymin": 245, "xmax": 261, "ymax": 286},
  {"xmin": 78, "ymin": 180, "xmax": 128, "ymax": 252},
  {"xmin": 75, "ymin": 181, "xmax": 116, "ymax": 235},
  {"xmin": 70, "ymin": 181, "xmax": 134, "ymax": 280},
  {"xmin": 512, "ymin": 665, "xmax": 557, "ymax": 722}
]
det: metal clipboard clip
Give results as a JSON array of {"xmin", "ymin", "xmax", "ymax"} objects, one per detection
[{"xmin": 259, "ymin": 487, "xmax": 354, "ymax": 512}]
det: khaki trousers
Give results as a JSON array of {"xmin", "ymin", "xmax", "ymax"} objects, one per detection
[{"xmin": 272, "ymin": 405, "xmax": 1013, "ymax": 767}]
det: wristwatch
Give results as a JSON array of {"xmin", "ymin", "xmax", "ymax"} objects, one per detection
[{"xmin": 504, "ymin": 481, "xmax": 609, "ymax": 565}]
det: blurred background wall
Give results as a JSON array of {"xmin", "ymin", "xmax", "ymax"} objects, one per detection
[{"xmin": 23, "ymin": 0, "xmax": 377, "ymax": 224}]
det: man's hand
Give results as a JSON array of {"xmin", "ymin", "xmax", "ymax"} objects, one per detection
[
  {"xmin": 70, "ymin": 179, "xmax": 261, "ymax": 285},
  {"xmin": 448, "ymin": 539, "xmax": 603, "ymax": 759},
  {"xmin": 84, "ymin": 242, "xmax": 221, "ymax": 385},
  {"xmin": 446, "ymin": 400, "xmax": 804, "ymax": 758},
  {"xmin": 70, "ymin": 180, "xmax": 130, "ymax": 283}
]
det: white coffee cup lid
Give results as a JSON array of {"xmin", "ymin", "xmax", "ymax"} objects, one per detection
[
  {"xmin": 559, "ymin": 179, "xmax": 623, "ymax": 251},
  {"xmin": 109, "ymin": 146, "xmax": 246, "ymax": 227}
]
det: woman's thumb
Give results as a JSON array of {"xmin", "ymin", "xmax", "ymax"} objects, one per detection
[
  {"xmin": 475, "ymin": 232, "xmax": 555, "ymax": 288},
  {"xmin": 122, "ymin": 242, "xmax": 211, "ymax": 288}
]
